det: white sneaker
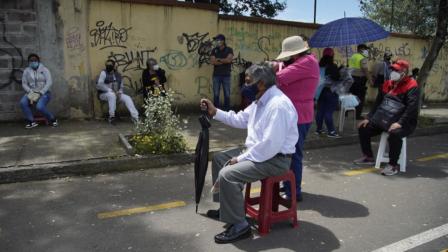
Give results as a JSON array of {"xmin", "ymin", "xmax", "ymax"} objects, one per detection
[
  {"xmin": 381, "ymin": 164, "xmax": 399, "ymax": 176},
  {"xmin": 25, "ymin": 122, "xmax": 38, "ymax": 129}
]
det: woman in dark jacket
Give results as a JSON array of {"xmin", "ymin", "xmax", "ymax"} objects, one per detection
[
  {"xmin": 315, "ymin": 48, "xmax": 341, "ymax": 138},
  {"xmin": 355, "ymin": 60, "xmax": 419, "ymax": 176},
  {"xmin": 141, "ymin": 58, "xmax": 167, "ymax": 99}
]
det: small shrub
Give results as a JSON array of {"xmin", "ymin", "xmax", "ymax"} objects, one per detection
[{"xmin": 131, "ymin": 90, "xmax": 186, "ymax": 154}]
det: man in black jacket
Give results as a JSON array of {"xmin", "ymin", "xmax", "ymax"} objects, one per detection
[{"xmin": 354, "ymin": 60, "xmax": 419, "ymax": 176}]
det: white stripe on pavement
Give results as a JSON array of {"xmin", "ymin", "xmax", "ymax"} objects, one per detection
[{"xmin": 372, "ymin": 223, "xmax": 448, "ymax": 252}]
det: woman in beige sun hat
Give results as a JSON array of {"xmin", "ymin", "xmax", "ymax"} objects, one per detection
[{"xmin": 274, "ymin": 35, "xmax": 320, "ymax": 202}]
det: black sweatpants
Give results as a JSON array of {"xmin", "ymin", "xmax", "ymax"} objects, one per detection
[
  {"xmin": 358, "ymin": 123, "xmax": 413, "ymax": 165},
  {"xmin": 350, "ymin": 76, "xmax": 367, "ymax": 118}
]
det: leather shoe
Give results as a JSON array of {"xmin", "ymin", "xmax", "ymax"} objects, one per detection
[
  {"xmin": 215, "ymin": 224, "xmax": 251, "ymax": 244},
  {"xmin": 206, "ymin": 209, "xmax": 220, "ymax": 220}
]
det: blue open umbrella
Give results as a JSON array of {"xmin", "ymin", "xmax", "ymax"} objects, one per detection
[{"xmin": 309, "ymin": 17, "xmax": 389, "ymax": 48}]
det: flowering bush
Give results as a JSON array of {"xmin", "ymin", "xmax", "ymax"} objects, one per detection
[{"xmin": 131, "ymin": 90, "xmax": 186, "ymax": 154}]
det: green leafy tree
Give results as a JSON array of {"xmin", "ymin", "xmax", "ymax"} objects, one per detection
[
  {"xmin": 186, "ymin": 0, "xmax": 287, "ymax": 18},
  {"xmin": 360, "ymin": 0, "xmax": 439, "ymax": 35},
  {"xmin": 361, "ymin": 0, "xmax": 448, "ymax": 109}
]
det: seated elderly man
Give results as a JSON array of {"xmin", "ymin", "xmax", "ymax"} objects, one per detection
[
  {"xmin": 200, "ymin": 63, "xmax": 298, "ymax": 244},
  {"xmin": 355, "ymin": 60, "xmax": 419, "ymax": 176}
]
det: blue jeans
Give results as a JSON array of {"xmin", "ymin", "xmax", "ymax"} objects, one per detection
[
  {"xmin": 315, "ymin": 88, "xmax": 338, "ymax": 133},
  {"xmin": 20, "ymin": 92, "xmax": 55, "ymax": 122},
  {"xmin": 284, "ymin": 123, "xmax": 311, "ymax": 197},
  {"xmin": 213, "ymin": 75, "xmax": 231, "ymax": 111}
]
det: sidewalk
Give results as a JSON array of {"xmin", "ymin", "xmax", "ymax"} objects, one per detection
[{"xmin": 1, "ymin": 106, "xmax": 447, "ymax": 183}]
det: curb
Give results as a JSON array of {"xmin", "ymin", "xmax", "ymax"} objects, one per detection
[
  {"xmin": 0, "ymin": 153, "xmax": 194, "ymax": 184},
  {"xmin": 1, "ymin": 125, "xmax": 447, "ymax": 184}
]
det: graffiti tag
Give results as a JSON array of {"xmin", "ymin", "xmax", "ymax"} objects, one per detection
[{"xmin": 89, "ymin": 21, "xmax": 132, "ymax": 50}]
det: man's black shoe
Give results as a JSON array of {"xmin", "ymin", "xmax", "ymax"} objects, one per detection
[
  {"xmin": 214, "ymin": 224, "xmax": 251, "ymax": 244},
  {"xmin": 206, "ymin": 209, "xmax": 220, "ymax": 220}
]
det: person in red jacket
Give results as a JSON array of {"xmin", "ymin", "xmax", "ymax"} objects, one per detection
[{"xmin": 354, "ymin": 60, "xmax": 419, "ymax": 176}]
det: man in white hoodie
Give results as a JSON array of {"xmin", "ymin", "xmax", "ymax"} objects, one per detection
[{"xmin": 20, "ymin": 53, "xmax": 58, "ymax": 129}]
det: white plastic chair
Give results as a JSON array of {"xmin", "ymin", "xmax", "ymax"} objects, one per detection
[
  {"xmin": 338, "ymin": 94, "xmax": 358, "ymax": 134},
  {"xmin": 375, "ymin": 132, "xmax": 407, "ymax": 172}
]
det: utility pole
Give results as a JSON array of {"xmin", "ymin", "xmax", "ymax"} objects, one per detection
[
  {"xmin": 314, "ymin": 0, "xmax": 317, "ymax": 24},
  {"xmin": 390, "ymin": 0, "xmax": 395, "ymax": 31}
]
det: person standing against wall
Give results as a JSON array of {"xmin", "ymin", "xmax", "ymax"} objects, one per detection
[
  {"xmin": 275, "ymin": 36, "xmax": 320, "ymax": 202},
  {"xmin": 20, "ymin": 53, "xmax": 58, "ymax": 128},
  {"xmin": 349, "ymin": 44, "xmax": 371, "ymax": 119},
  {"xmin": 210, "ymin": 34, "xmax": 234, "ymax": 111},
  {"xmin": 371, "ymin": 52, "xmax": 393, "ymax": 93}
]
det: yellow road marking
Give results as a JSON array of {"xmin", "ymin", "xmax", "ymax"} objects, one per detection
[
  {"xmin": 97, "ymin": 200, "xmax": 186, "ymax": 219},
  {"xmin": 343, "ymin": 167, "xmax": 377, "ymax": 176},
  {"xmin": 417, "ymin": 153, "xmax": 448, "ymax": 162},
  {"xmin": 439, "ymin": 249, "xmax": 448, "ymax": 252}
]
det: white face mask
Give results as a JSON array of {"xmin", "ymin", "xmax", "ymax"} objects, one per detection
[
  {"xmin": 361, "ymin": 50, "xmax": 369, "ymax": 57},
  {"xmin": 153, "ymin": 64, "xmax": 159, "ymax": 71},
  {"xmin": 390, "ymin": 71, "xmax": 402, "ymax": 81}
]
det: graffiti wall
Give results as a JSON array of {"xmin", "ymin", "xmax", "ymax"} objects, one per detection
[
  {"xmin": 87, "ymin": 0, "xmax": 218, "ymax": 115},
  {"xmin": 2, "ymin": 0, "xmax": 447, "ymax": 121},
  {"xmin": 85, "ymin": 0, "xmax": 447, "ymax": 116},
  {"xmin": 0, "ymin": 0, "xmax": 38, "ymax": 121}
]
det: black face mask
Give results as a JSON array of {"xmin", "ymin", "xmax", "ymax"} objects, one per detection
[
  {"xmin": 106, "ymin": 65, "xmax": 114, "ymax": 72},
  {"xmin": 284, "ymin": 58, "xmax": 295, "ymax": 66}
]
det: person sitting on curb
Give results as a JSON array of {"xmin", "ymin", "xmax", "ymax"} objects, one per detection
[
  {"xmin": 96, "ymin": 59, "xmax": 139, "ymax": 124},
  {"xmin": 201, "ymin": 63, "xmax": 298, "ymax": 244},
  {"xmin": 20, "ymin": 53, "xmax": 58, "ymax": 129},
  {"xmin": 354, "ymin": 60, "xmax": 419, "ymax": 176}
]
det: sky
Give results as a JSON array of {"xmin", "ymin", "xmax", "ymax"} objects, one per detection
[{"xmin": 276, "ymin": 0, "xmax": 363, "ymax": 24}]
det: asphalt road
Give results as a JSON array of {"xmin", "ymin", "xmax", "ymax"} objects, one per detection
[{"xmin": 0, "ymin": 134, "xmax": 447, "ymax": 252}]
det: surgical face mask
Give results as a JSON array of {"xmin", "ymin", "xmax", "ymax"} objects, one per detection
[
  {"xmin": 152, "ymin": 64, "xmax": 159, "ymax": 71},
  {"xmin": 216, "ymin": 40, "xmax": 224, "ymax": 47},
  {"xmin": 390, "ymin": 71, "xmax": 402, "ymax": 81},
  {"xmin": 361, "ymin": 50, "xmax": 369, "ymax": 57},
  {"xmin": 105, "ymin": 64, "xmax": 114, "ymax": 72},
  {"xmin": 29, "ymin": 61, "xmax": 39, "ymax": 70}
]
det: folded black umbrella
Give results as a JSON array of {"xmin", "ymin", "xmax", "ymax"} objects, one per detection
[{"xmin": 194, "ymin": 108, "xmax": 211, "ymax": 213}]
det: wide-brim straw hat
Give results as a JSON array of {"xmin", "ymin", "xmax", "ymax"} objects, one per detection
[{"xmin": 276, "ymin": 35, "xmax": 309, "ymax": 60}]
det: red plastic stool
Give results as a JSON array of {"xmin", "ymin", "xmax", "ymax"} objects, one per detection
[
  {"xmin": 33, "ymin": 111, "xmax": 48, "ymax": 125},
  {"xmin": 245, "ymin": 169, "xmax": 298, "ymax": 235}
]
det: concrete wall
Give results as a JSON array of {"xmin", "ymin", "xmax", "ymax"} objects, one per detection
[
  {"xmin": 1, "ymin": 0, "xmax": 447, "ymax": 121},
  {"xmin": 0, "ymin": 0, "xmax": 39, "ymax": 121},
  {"xmin": 0, "ymin": 0, "xmax": 68, "ymax": 121}
]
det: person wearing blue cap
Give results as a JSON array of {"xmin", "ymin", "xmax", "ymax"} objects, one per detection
[{"xmin": 210, "ymin": 34, "xmax": 234, "ymax": 111}]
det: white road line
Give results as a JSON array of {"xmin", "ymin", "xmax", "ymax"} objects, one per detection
[{"xmin": 372, "ymin": 223, "xmax": 448, "ymax": 252}]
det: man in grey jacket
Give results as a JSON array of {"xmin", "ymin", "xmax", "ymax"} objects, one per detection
[
  {"xmin": 96, "ymin": 59, "xmax": 139, "ymax": 124},
  {"xmin": 20, "ymin": 53, "xmax": 58, "ymax": 129}
]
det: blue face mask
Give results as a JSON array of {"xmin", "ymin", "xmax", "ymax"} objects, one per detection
[
  {"xmin": 29, "ymin": 62, "xmax": 39, "ymax": 70},
  {"xmin": 241, "ymin": 82, "xmax": 259, "ymax": 101}
]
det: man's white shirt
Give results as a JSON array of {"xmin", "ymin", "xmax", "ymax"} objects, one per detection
[{"xmin": 214, "ymin": 85, "xmax": 299, "ymax": 163}]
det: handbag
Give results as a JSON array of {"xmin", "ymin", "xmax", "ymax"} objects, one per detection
[{"xmin": 370, "ymin": 94, "xmax": 405, "ymax": 131}]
